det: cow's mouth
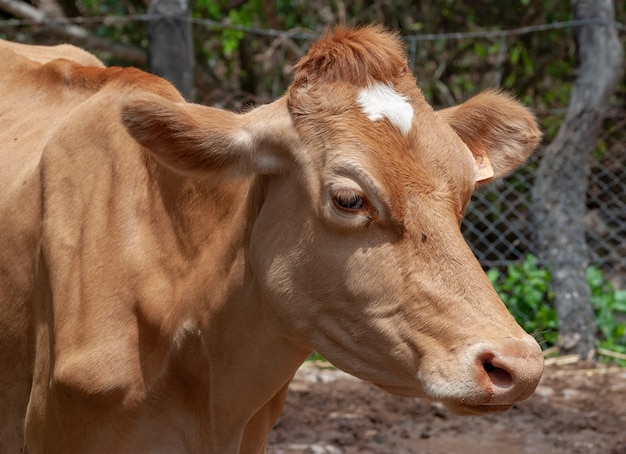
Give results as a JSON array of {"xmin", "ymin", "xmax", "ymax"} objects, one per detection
[
  {"xmin": 373, "ymin": 383, "xmax": 426, "ymax": 398},
  {"xmin": 376, "ymin": 384, "xmax": 517, "ymax": 415},
  {"xmin": 440, "ymin": 401, "xmax": 515, "ymax": 415}
]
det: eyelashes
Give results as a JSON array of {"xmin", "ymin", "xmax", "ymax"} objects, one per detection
[{"xmin": 331, "ymin": 189, "xmax": 366, "ymax": 211}]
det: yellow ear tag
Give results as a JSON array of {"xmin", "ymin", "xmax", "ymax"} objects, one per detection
[{"xmin": 474, "ymin": 151, "xmax": 494, "ymax": 182}]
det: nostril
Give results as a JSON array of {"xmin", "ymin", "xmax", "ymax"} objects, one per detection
[
  {"xmin": 469, "ymin": 339, "xmax": 543, "ymax": 406},
  {"xmin": 483, "ymin": 360, "xmax": 513, "ymax": 388}
]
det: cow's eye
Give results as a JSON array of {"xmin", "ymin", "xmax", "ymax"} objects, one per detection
[
  {"xmin": 325, "ymin": 183, "xmax": 379, "ymax": 228},
  {"xmin": 332, "ymin": 190, "xmax": 365, "ymax": 211}
]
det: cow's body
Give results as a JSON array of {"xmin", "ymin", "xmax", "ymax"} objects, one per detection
[{"xmin": 0, "ymin": 27, "xmax": 543, "ymax": 453}]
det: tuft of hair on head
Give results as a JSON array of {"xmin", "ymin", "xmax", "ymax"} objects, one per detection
[{"xmin": 291, "ymin": 25, "xmax": 409, "ymax": 88}]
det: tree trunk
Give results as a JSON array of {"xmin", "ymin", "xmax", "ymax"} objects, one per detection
[{"xmin": 531, "ymin": 0, "xmax": 623, "ymax": 357}]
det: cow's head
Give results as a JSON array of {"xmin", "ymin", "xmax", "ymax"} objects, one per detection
[{"xmin": 122, "ymin": 25, "xmax": 543, "ymax": 415}]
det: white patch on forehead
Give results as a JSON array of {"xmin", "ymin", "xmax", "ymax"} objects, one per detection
[{"xmin": 356, "ymin": 82, "xmax": 414, "ymax": 136}]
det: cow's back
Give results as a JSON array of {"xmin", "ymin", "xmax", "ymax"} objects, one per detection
[
  {"xmin": 0, "ymin": 39, "xmax": 104, "ymax": 67},
  {"xmin": 0, "ymin": 46, "xmax": 104, "ymax": 450}
]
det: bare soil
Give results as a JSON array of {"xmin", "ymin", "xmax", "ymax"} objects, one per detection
[{"xmin": 267, "ymin": 361, "xmax": 626, "ymax": 454}]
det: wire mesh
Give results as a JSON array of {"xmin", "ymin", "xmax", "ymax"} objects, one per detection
[{"xmin": 463, "ymin": 140, "xmax": 626, "ymax": 288}]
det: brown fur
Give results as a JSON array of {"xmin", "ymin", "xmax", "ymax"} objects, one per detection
[
  {"xmin": 293, "ymin": 25, "xmax": 408, "ymax": 87},
  {"xmin": 0, "ymin": 39, "xmax": 105, "ymax": 67},
  {"xmin": 438, "ymin": 89, "xmax": 542, "ymax": 181}
]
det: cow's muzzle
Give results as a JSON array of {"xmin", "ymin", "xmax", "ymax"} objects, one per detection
[{"xmin": 440, "ymin": 336, "xmax": 544, "ymax": 415}]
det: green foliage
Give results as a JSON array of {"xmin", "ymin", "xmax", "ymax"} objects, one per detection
[
  {"xmin": 487, "ymin": 255, "xmax": 558, "ymax": 348},
  {"xmin": 489, "ymin": 256, "xmax": 626, "ymax": 364},
  {"xmin": 306, "ymin": 351, "xmax": 335, "ymax": 368},
  {"xmin": 587, "ymin": 266, "xmax": 626, "ymax": 364},
  {"xmin": 184, "ymin": 0, "xmax": 586, "ymax": 107},
  {"xmin": 195, "ymin": 0, "xmax": 260, "ymax": 56}
]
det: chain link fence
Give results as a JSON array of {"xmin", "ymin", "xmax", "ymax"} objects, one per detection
[{"xmin": 463, "ymin": 115, "xmax": 626, "ymax": 288}]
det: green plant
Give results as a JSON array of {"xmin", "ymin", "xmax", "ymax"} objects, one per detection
[
  {"xmin": 195, "ymin": 0, "xmax": 261, "ymax": 56},
  {"xmin": 487, "ymin": 255, "xmax": 559, "ymax": 348},
  {"xmin": 587, "ymin": 266, "xmax": 626, "ymax": 365},
  {"xmin": 306, "ymin": 351, "xmax": 335, "ymax": 369},
  {"xmin": 489, "ymin": 256, "xmax": 626, "ymax": 364}
]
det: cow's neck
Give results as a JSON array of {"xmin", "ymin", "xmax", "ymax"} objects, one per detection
[
  {"xmin": 147, "ymin": 170, "xmax": 311, "ymax": 452},
  {"xmin": 205, "ymin": 280, "xmax": 311, "ymax": 452}
]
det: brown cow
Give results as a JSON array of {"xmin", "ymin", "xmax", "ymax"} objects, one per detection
[{"xmin": 0, "ymin": 26, "xmax": 543, "ymax": 453}]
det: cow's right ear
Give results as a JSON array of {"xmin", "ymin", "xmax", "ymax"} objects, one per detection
[{"xmin": 121, "ymin": 94, "xmax": 296, "ymax": 177}]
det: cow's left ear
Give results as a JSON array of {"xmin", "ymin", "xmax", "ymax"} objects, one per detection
[
  {"xmin": 437, "ymin": 89, "xmax": 541, "ymax": 182},
  {"xmin": 121, "ymin": 94, "xmax": 296, "ymax": 177}
]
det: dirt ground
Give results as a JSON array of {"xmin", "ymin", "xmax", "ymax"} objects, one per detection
[{"xmin": 267, "ymin": 361, "xmax": 626, "ymax": 454}]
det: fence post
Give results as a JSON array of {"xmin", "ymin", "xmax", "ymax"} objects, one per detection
[{"xmin": 147, "ymin": 0, "xmax": 194, "ymax": 100}]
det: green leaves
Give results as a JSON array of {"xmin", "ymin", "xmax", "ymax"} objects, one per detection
[
  {"xmin": 196, "ymin": 0, "xmax": 259, "ymax": 56},
  {"xmin": 587, "ymin": 266, "xmax": 626, "ymax": 363},
  {"xmin": 489, "ymin": 256, "xmax": 626, "ymax": 364},
  {"xmin": 488, "ymin": 255, "xmax": 558, "ymax": 348}
]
